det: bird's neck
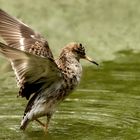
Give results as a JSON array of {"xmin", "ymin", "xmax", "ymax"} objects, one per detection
[{"xmin": 56, "ymin": 52, "xmax": 82, "ymax": 81}]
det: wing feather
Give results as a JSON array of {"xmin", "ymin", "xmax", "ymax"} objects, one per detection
[
  {"xmin": 0, "ymin": 9, "xmax": 54, "ymax": 59},
  {"xmin": 0, "ymin": 42, "xmax": 62, "ymax": 99}
]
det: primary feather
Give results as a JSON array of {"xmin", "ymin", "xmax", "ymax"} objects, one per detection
[{"xmin": 0, "ymin": 9, "xmax": 53, "ymax": 59}]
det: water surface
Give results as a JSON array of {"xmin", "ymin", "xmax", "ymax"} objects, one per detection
[{"xmin": 0, "ymin": 50, "xmax": 139, "ymax": 140}]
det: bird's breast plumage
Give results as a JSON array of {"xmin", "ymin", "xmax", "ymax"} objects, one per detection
[{"xmin": 55, "ymin": 56, "xmax": 82, "ymax": 99}]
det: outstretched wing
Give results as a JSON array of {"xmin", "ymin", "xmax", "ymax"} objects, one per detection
[
  {"xmin": 0, "ymin": 42, "xmax": 62, "ymax": 100},
  {"xmin": 0, "ymin": 9, "xmax": 54, "ymax": 59}
]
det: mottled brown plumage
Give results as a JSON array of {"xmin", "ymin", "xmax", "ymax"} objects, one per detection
[{"xmin": 0, "ymin": 9, "xmax": 98, "ymax": 131}]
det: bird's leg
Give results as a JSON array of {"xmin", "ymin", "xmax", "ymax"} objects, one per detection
[
  {"xmin": 35, "ymin": 113, "xmax": 52, "ymax": 132},
  {"xmin": 35, "ymin": 119, "xmax": 45, "ymax": 127},
  {"xmin": 44, "ymin": 113, "xmax": 52, "ymax": 132}
]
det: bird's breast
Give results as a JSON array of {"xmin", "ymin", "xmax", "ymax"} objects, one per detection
[
  {"xmin": 56, "ymin": 57, "xmax": 82, "ymax": 98},
  {"xmin": 63, "ymin": 62, "xmax": 82, "ymax": 89}
]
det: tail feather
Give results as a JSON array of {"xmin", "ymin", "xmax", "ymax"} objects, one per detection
[
  {"xmin": 20, "ymin": 117, "xmax": 30, "ymax": 130},
  {"xmin": 20, "ymin": 93, "xmax": 38, "ymax": 130}
]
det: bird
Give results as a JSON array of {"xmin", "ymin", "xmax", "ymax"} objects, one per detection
[{"xmin": 0, "ymin": 9, "xmax": 98, "ymax": 131}]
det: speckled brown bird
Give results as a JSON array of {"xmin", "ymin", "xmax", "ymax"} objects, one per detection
[{"xmin": 0, "ymin": 9, "xmax": 98, "ymax": 131}]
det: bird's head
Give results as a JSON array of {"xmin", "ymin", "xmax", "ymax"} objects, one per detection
[{"xmin": 61, "ymin": 42, "xmax": 98, "ymax": 66}]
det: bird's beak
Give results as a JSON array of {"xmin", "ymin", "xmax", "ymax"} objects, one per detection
[{"xmin": 84, "ymin": 56, "xmax": 99, "ymax": 66}]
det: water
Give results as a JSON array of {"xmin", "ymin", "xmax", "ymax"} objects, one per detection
[{"xmin": 0, "ymin": 50, "xmax": 139, "ymax": 140}]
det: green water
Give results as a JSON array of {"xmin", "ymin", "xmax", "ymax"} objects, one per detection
[{"xmin": 0, "ymin": 50, "xmax": 139, "ymax": 140}]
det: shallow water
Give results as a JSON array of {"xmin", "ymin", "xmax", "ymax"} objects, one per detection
[{"xmin": 0, "ymin": 50, "xmax": 140, "ymax": 140}]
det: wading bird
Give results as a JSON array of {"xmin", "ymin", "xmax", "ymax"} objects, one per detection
[{"xmin": 0, "ymin": 9, "xmax": 98, "ymax": 131}]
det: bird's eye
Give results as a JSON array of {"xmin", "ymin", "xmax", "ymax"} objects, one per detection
[{"xmin": 79, "ymin": 43, "xmax": 82, "ymax": 47}]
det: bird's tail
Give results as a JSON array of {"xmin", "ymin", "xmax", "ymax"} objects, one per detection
[
  {"xmin": 20, "ymin": 117, "xmax": 30, "ymax": 130},
  {"xmin": 20, "ymin": 93, "xmax": 38, "ymax": 130}
]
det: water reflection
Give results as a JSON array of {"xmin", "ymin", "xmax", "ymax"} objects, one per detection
[{"xmin": 0, "ymin": 50, "xmax": 140, "ymax": 140}]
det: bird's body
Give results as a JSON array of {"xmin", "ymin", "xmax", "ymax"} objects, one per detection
[
  {"xmin": 21, "ymin": 46, "xmax": 83, "ymax": 129},
  {"xmin": 0, "ymin": 9, "xmax": 98, "ymax": 131}
]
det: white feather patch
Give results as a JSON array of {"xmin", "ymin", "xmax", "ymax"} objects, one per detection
[
  {"xmin": 31, "ymin": 35, "xmax": 35, "ymax": 39},
  {"xmin": 19, "ymin": 38, "xmax": 25, "ymax": 51},
  {"xmin": 10, "ymin": 60, "xmax": 20, "ymax": 86}
]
